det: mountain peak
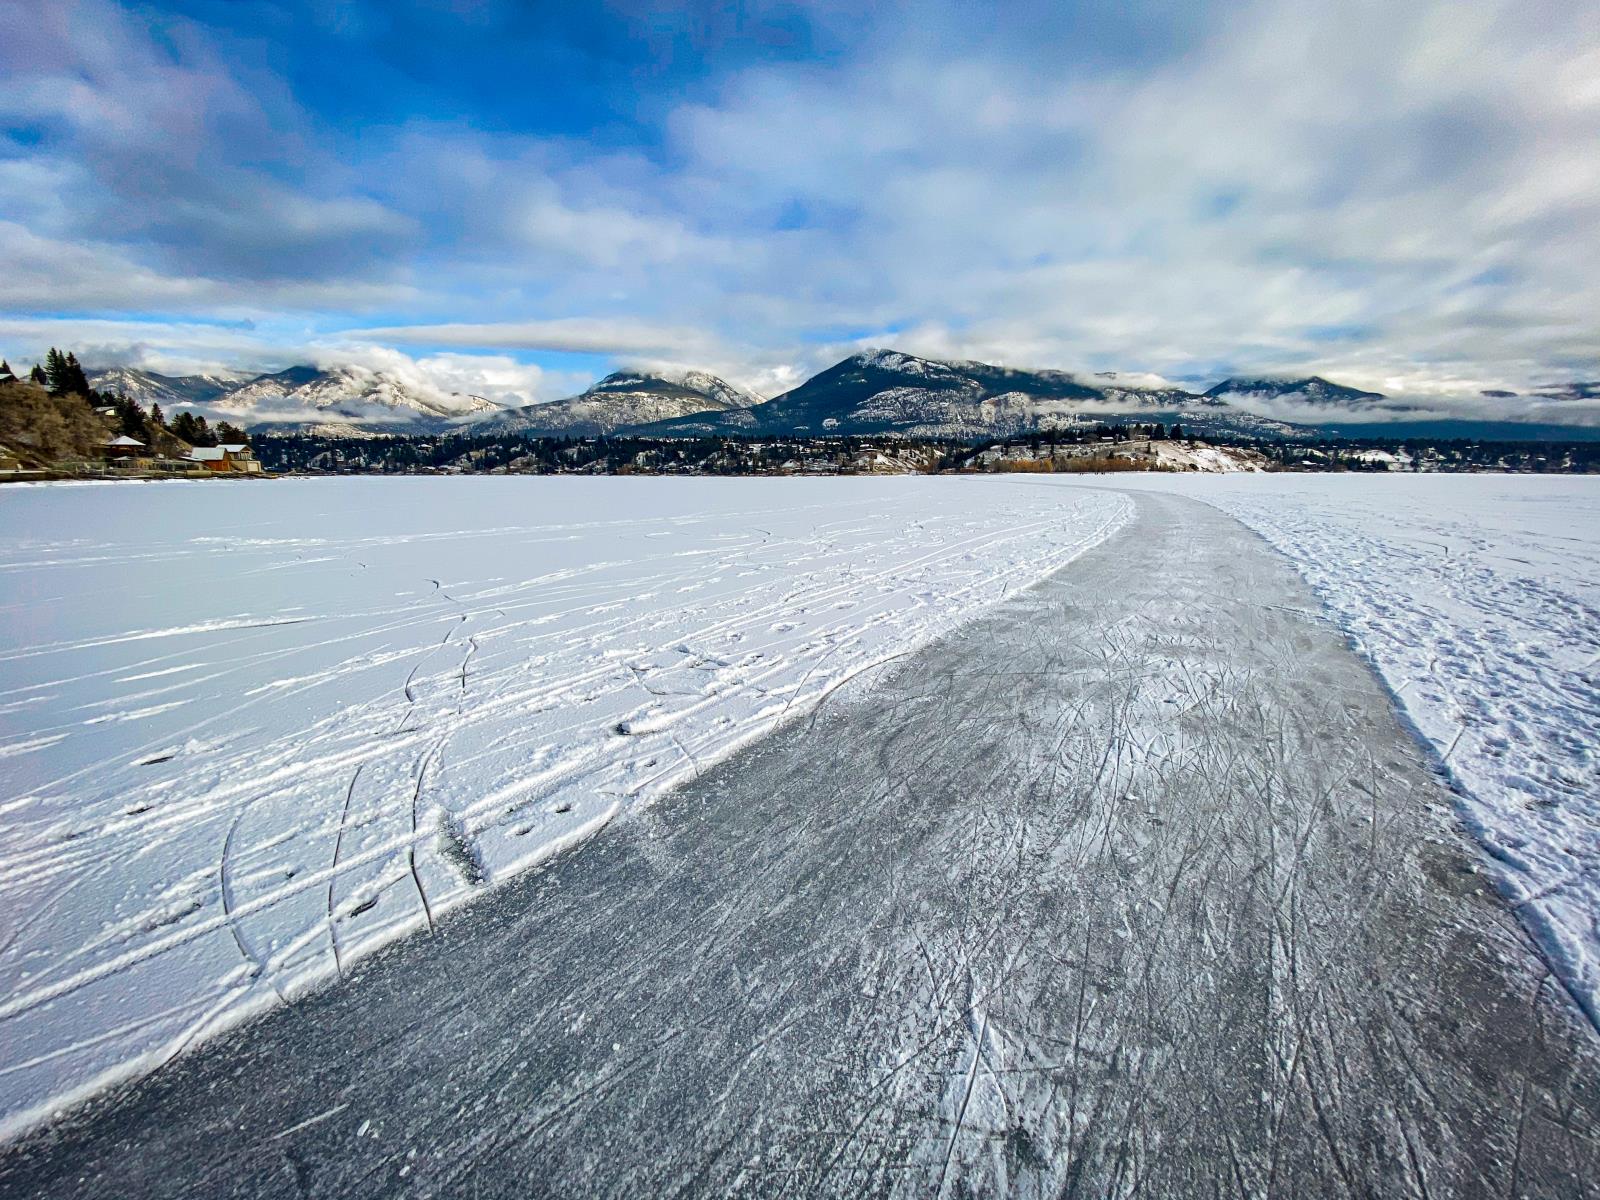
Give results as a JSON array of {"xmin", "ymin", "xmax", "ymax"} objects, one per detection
[
  {"xmin": 1203, "ymin": 376, "xmax": 1387, "ymax": 406},
  {"xmin": 88, "ymin": 366, "xmax": 249, "ymax": 407},
  {"xmin": 255, "ymin": 365, "xmax": 323, "ymax": 389},
  {"xmin": 842, "ymin": 348, "xmax": 954, "ymax": 376},
  {"xmin": 587, "ymin": 368, "xmax": 760, "ymax": 409},
  {"xmin": 208, "ymin": 364, "xmax": 497, "ymax": 430},
  {"xmin": 476, "ymin": 367, "xmax": 759, "ymax": 437}
]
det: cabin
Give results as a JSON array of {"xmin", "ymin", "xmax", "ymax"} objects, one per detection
[
  {"xmin": 103, "ymin": 434, "xmax": 147, "ymax": 460},
  {"xmin": 187, "ymin": 443, "xmax": 262, "ymax": 474}
]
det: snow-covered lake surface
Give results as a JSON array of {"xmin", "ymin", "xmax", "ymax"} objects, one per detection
[
  {"xmin": 3, "ymin": 472, "xmax": 1597, "ymax": 1143},
  {"xmin": 0, "ymin": 476, "xmax": 1130, "ymax": 1137},
  {"xmin": 1052, "ymin": 472, "xmax": 1600, "ymax": 1029}
]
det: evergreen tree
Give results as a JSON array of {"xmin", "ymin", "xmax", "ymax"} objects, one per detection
[
  {"xmin": 114, "ymin": 396, "xmax": 149, "ymax": 439},
  {"xmin": 215, "ymin": 421, "xmax": 250, "ymax": 445},
  {"xmin": 62, "ymin": 352, "xmax": 90, "ymax": 397},
  {"xmin": 171, "ymin": 412, "xmax": 217, "ymax": 447},
  {"xmin": 30, "ymin": 364, "xmax": 46, "ymax": 386},
  {"xmin": 0, "ymin": 360, "xmax": 14, "ymax": 382},
  {"xmin": 149, "ymin": 402, "xmax": 164, "ymax": 429},
  {"xmin": 170, "ymin": 411, "xmax": 197, "ymax": 443},
  {"xmin": 44, "ymin": 348, "xmax": 69, "ymax": 394}
]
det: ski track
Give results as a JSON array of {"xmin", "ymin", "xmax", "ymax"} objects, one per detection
[
  {"xmin": 0, "ymin": 475, "xmax": 1130, "ymax": 1138},
  {"xmin": 1046, "ymin": 472, "xmax": 1600, "ymax": 1031}
]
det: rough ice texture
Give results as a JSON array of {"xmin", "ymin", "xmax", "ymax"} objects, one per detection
[
  {"xmin": 0, "ymin": 476, "xmax": 1130, "ymax": 1138},
  {"xmin": 1056, "ymin": 473, "xmax": 1600, "ymax": 1029}
]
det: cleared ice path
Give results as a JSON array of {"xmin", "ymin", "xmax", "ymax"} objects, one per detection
[
  {"xmin": 3, "ymin": 491, "xmax": 1596, "ymax": 1198},
  {"xmin": 0, "ymin": 477, "xmax": 1130, "ymax": 1135}
]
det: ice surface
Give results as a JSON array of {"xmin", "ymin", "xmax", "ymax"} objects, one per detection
[
  {"xmin": 0, "ymin": 475, "xmax": 1129, "ymax": 1137},
  {"xmin": 8, "ymin": 488, "xmax": 1595, "ymax": 1197},
  {"xmin": 1051, "ymin": 473, "xmax": 1600, "ymax": 1029}
]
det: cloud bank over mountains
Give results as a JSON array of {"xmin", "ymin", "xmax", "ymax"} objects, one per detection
[{"xmin": 2, "ymin": 0, "xmax": 1596, "ymax": 414}]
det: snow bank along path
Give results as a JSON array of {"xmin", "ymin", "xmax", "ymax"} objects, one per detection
[
  {"xmin": 1054, "ymin": 473, "xmax": 1600, "ymax": 1029},
  {"xmin": 0, "ymin": 476, "xmax": 1130, "ymax": 1138}
]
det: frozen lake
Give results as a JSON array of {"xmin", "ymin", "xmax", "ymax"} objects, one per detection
[
  {"xmin": 3, "ymin": 485, "xmax": 1595, "ymax": 1197},
  {"xmin": 0, "ymin": 476, "xmax": 1129, "ymax": 1135},
  {"xmin": 2, "ymin": 472, "xmax": 1597, "ymax": 1148}
]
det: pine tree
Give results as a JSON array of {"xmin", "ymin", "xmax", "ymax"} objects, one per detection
[
  {"xmin": 63, "ymin": 352, "xmax": 90, "ymax": 397},
  {"xmin": 149, "ymin": 403, "xmax": 164, "ymax": 429},
  {"xmin": 114, "ymin": 396, "xmax": 148, "ymax": 439},
  {"xmin": 30, "ymin": 364, "xmax": 46, "ymax": 386},
  {"xmin": 0, "ymin": 360, "xmax": 14, "ymax": 382},
  {"xmin": 44, "ymin": 348, "xmax": 69, "ymax": 393},
  {"xmin": 170, "ymin": 411, "xmax": 218, "ymax": 447}
]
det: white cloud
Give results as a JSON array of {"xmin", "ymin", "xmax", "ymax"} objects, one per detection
[
  {"xmin": 513, "ymin": 189, "xmax": 737, "ymax": 271},
  {"xmin": 355, "ymin": 317, "xmax": 722, "ymax": 359},
  {"xmin": 307, "ymin": 345, "xmax": 559, "ymax": 409},
  {"xmin": 633, "ymin": 0, "xmax": 1600, "ymax": 393},
  {"xmin": 1, "ymin": 0, "xmax": 1596, "ymax": 411}
]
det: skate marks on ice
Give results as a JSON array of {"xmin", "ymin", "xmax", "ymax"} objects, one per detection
[
  {"xmin": 1, "ymin": 491, "xmax": 1596, "ymax": 1197},
  {"xmin": 0, "ymin": 477, "xmax": 1129, "ymax": 1134},
  {"xmin": 1130, "ymin": 474, "xmax": 1600, "ymax": 1029}
]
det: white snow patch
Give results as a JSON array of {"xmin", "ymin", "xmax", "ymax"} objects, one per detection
[{"xmin": 0, "ymin": 475, "xmax": 1129, "ymax": 1138}]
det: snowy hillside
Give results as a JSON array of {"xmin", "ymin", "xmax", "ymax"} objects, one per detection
[
  {"xmin": 87, "ymin": 367, "xmax": 242, "ymax": 407},
  {"xmin": 1203, "ymin": 375, "xmax": 1387, "ymax": 407},
  {"xmin": 478, "ymin": 370, "xmax": 759, "ymax": 437},
  {"xmin": 0, "ymin": 476, "xmax": 1129, "ymax": 1138},
  {"xmin": 623, "ymin": 368, "xmax": 759, "ymax": 410},
  {"xmin": 88, "ymin": 364, "xmax": 503, "ymax": 434},
  {"xmin": 212, "ymin": 365, "xmax": 500, "ymax": 432},
  {"xmin": 1203, "ymin": 375, "xmax": 1423, "ymax": 424}
]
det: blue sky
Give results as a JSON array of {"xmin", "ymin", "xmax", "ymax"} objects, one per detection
[{"xmin": 1, "ymin": 0, "xmax": 1597, "ymax": 411}]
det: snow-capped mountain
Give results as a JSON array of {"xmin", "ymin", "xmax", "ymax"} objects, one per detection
[
  {"xmin": 88, "ymin": 353, "xmax": 1599, "ymax": 444},
  {"xmin": 478, "ymin": 370, "xmax": 761, "ymax": 437},
  {"xmin": 91, "ymin": 363, "xmax": 502, "ymax": 433},
  {"xmin": 211, "ymin": 365, "xmax": 501, "ymax": 433},
  {"xmin": 88, "ymin": 367, "xmax": 243, "ymax": 407},
  {"xmin": 629, "ymin": 350, "xmax": 1285, "ymax": 440},
  {"xmin": 1203, "ymin": 376, "xmax": 1388, "ymax": 407},
  {"xmin": 1201, "ymin": 376, "xmax": 1427, "ymax": 426}
]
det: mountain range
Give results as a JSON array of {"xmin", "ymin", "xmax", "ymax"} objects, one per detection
[
  {"xmin": 89, "ymin": 364, "xmax": 498, "ymax": 436},
  {"xmin": 477, "ymin": 370, "xmax": 761, "ymax": 437},
  {"xmin": 89, "ymin": 366, "xmax": 247, "ymax": 408},
  {"xmin": 628, "ymin": 351, "xmax": 1290, "ymax": 441},
  {"xmin": 90, "ymin": 352, "xmax": 1600, "ymax": 442}
]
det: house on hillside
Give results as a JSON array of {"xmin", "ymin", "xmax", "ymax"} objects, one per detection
[
  {"xmin": 187, "ymin": 443, "xmax": 262, "ymax": 474},
  {"xmin": 103, "ymin": 434, "xmax": 147, "ymax": 461}
]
